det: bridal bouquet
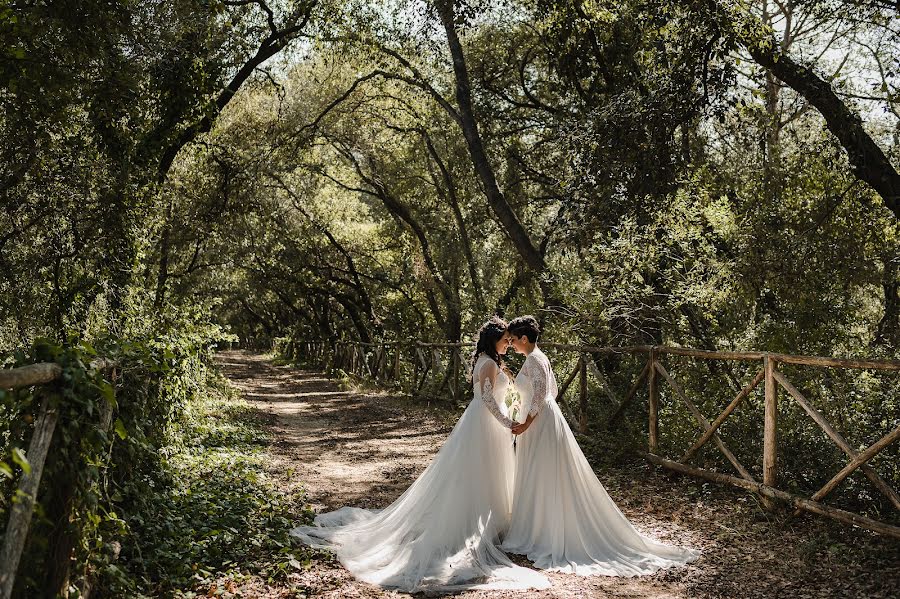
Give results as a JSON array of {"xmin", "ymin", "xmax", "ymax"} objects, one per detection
[{"xmin": 505, "ymin": 384, "xmax": 522, "ymax": 423}]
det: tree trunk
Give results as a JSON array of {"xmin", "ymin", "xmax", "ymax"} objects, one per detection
[
  {"xmin": 874, "ymin": 256, "xmax": 900, "ymax": 347},
  {"xmin": 435, "ymin": 1, "xmax": 547, "ymax": 273},
  {"xmin": 495, "ymin": 268, "xmax": 531, "ymax": 318},
  {"xmin": 334, "ymin": 295, "xmax": 374, "ymax": 344}
]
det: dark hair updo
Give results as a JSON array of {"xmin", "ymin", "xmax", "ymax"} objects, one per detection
[
  {"xmin": 469, "ymin": 316, "xmax": 508, "ymax": 379},
  {"xmin": 508, "ymin": 315, "xmax": 541, "ymax": 343}
]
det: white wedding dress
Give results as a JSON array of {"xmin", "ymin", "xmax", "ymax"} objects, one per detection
[
  {"xmin": 502, "ymin": 346, "xmax": 700, "ymax": 575},
  {"xmin": 289, "ymin": 354, "xmax": 550, "ymax": 592}
]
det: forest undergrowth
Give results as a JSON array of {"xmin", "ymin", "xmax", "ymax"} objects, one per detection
[{"xmin": 100, "ymin": 371, "xmax": 318, "ymax": 597}]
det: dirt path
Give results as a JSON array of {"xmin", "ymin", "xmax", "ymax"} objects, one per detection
[{"xmin": 218, "ymin": 351, "xmax": 900, "ymax": 599}]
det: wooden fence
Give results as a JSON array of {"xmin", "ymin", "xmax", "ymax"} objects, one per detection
[
  {"xmin": 285, "ymin": 339, "xmax": 900, "ymax": 539},
  {"xmin": 0, "ymin": 361, "xmax": 116, "ymax": 599}
]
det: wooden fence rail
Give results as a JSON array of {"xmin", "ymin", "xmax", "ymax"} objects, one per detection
[{"xmin": 287, "ymin": 339, "xmax": 900, "ymax": 539}]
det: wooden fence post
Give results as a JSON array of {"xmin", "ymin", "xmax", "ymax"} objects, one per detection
[
  {"xmin": 648, "ymin": 347, "xmax": 659, "ymax": 454},
  {"xmin": 432, "ymin": 349, "xmax": 441, "ymax": 382},
  {"xmin": 452, "ymin": 348, "xmax": 460, "ymax": 403},
  {"xmin": 393, "ymin": 346, "xmax": 401, "ymax": 384},
  {"xmin": 763, "ymin": 354, "xmax": 778, "ymax": 491},
  {"xmin": 0, "ymin": 394, "xmax": 59, "ymax": 599},
  {"xmin": 412, "ymin": 347, "xmax": 420, "ymax": 394},
  {"xmin": 578, "ymin": 356, "xmax": 588, "ymax": 433},
  {"xmin": 374, "ymin": 345, "xmax": 383, "ymax": 380}
]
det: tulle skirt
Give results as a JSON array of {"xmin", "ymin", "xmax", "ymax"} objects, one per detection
[
  {"xmin": 502, "ymin": 398, "xmax": 700, "ymax": 575},
  {"xmin": 290, "ymin": 397, "xmax": 551, "ymax": 593}
]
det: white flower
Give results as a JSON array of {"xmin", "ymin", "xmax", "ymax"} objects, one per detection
[{"xmin": 505, "ymin": 385, "xmax": 522, "ymax": 421}]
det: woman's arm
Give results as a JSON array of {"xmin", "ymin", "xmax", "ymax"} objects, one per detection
[
  {"xmin": 477, "ymin": 360, "xmax": 514, "ymax": 429},
  {"xmin": 511, "ymin": 357, "xmax": 547, "ymax": 435}
]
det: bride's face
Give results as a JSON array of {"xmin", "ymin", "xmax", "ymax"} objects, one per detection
[
  {"xmin": 495, "ymin": 332, "xmax": 512, "ymax": 355},
  {"xmin": 508, "ymin": 334, "xmax": 526, "ymax": 354}
]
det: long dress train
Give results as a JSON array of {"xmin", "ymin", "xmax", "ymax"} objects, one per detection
[
  {"xmin": 502, "ymin": 347, "xmax": 700, "ymax": 576},
  {"xmin": 289, "ymin": 354, "xmax": 550, "ymax": 593}
]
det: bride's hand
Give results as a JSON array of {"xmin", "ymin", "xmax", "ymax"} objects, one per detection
[{"xmin": 511, "ymin": 415, "xmax": 533, "ymax": 435}]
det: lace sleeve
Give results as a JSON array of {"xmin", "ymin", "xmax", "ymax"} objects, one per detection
[
  {"xmin": 522, "ymin": 357, "xmax": 548, "ymax": 418},
  {"xmin": 478, "ymin": 361, "xmax": 514, "ymax": 429}
]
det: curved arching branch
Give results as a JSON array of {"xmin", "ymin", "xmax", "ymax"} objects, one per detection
[{"xmin": 712, "ymin": 0, "xmax": 900, "ymax": 217}]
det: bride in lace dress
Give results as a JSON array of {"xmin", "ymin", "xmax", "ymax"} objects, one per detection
[
  {"xmin": 290, "ymin": 317, "xmax": 550, "ymax": 593},
  {"xmin": 503, "ymin": 315, "xmax": 699, "ymax": 576}
]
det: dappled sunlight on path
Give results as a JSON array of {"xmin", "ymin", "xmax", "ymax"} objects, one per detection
[{"xmin": 218, "ymin": 351, "xmax": 452, "ymax": 513}]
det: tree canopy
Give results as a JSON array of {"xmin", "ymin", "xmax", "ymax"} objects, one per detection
[{"xmin": 2, "ymin": 0, "xmax": 882, "ymax": 355}]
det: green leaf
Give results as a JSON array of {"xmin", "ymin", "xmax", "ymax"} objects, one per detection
[
  {"xmin": 114, "ymin": 418, "xmax": 128, "ymax": 440},
  {"xmin": 99, "ymin": 380, "xmax": 117, "ymax": 410},
  {"xmin": 11, "ymin": 448, "xmax": 31, "ymax": 475},
  {"xmin": 0, "ymin": 461, "xmax": 13, "ymax": 479}
]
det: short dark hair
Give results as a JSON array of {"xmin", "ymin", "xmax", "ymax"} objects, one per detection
[{"xmin": 508, "ymin": 315, "xmax": 541, "ymax": 343}]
